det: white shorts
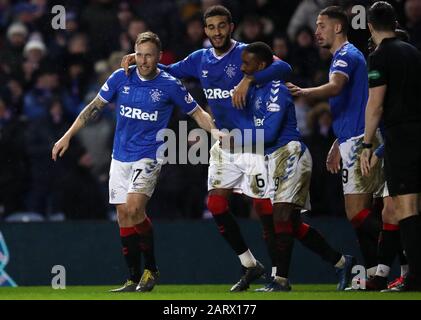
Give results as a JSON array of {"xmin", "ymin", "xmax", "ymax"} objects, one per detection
[
  {"xmin": 267, "ymin": 141, "xmax": 312, "ymax": 209},
  {"xmin": 373, "ymin": 158, "xmax": 386, "ymax": 198},
  {"xmin": 207, "ymin": 142, "xmax": 269, "ymax": 199},
  {"xmin": 109, "ymin": 158, "xmax": 162, "ymax": 204},
  {"xmin": 339, "ymin": 134, "xmax": 384, "ymax": 195}
]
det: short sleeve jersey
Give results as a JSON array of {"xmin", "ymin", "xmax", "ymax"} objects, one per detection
[{"xmin": 98, "ymin": 67, "xmax": 198, "ymax": 162}]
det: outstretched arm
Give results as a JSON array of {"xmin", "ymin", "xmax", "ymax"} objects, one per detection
[
  {"xmin": 52, "ymin": 96, "xmax": 106, "ymax": 161},
  {"xmin": 287, "ymin": 72, "xmax": 348, "ymax": 100}
]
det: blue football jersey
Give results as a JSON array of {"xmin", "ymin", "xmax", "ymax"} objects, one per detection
[
  {"xmin": 159, "ymin": 41, "xmax": 291, "ymax": 131},
  {"xmin": 248, "ymin": 80, "xmax": 302, "ymax": 155},
  {"xmin": 98, "ymin": 66, "xmax": 198, "ymax": 162},
  {"xmin": 329, "ymin": 42, "xmax": 368, "ymax": 144}
]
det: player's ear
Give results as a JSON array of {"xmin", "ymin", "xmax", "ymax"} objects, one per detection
[
  {"xmin": 367, "ymin": 22, "xmax": 373, "ymax": 35},
  {"xmin": 335, "ymin": 23, "xmax": 342, "ymax": 34},
  {"xmin": 229, "ymin": 22, "xmax": 234, "ymax": 33},
  {"xmin": 258, "ymin": 61, "xmax": 267, "ymax": 71}
]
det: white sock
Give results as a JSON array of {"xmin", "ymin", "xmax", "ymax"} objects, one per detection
[
  {"xmin": 375, "ymin": 264, "xmax": 390, "ymax": 277},
  {"xmin": 401, "ymin": 264, "xmax": 409, "ymax": 277},
  {"xmin": 238, "ymin": 250, "xmax": 256, "ymax": 268},
  {"xmin": 367, "ymin": 266, "xmax": 377, "ymax": 278},
  {"xmin": 271, "ymin": 267, "xmax": 277, "ymax": 277},
  {"xmin": 334, "ymin": 255, "xmax": 346, "ymax": 268}
]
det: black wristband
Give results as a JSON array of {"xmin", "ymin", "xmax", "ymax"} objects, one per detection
[{"xmin": 362, "ymin": 142, "xmax": 373, "ymax": 149}]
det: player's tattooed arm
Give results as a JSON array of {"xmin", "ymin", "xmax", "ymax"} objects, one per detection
[
  {"xmin": 79, "ymin": 96, "xmax": 106, "ymax": 126},
  {"xmin": 52, "ymin": 96, "xmax": 106, "ymax": 161}
]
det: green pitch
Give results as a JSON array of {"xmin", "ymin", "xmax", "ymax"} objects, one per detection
[{"xmin": 1, "ymin": 284, "xmax": 421, "ymax": 300}]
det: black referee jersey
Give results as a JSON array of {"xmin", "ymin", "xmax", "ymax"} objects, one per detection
[
  {"xmin": 368, "ymin": 37, "xmax": 421, "ymax": 128},
  {"xmin": 368, "ymin": 37, "xmax": 421, "ymax": 196}
]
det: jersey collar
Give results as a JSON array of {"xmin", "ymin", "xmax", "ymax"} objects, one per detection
[
  {"xmin": 136, "ymin": 67, "xmax": 161, "ymax": 81},
  {"xmin": 211, "ymin": 40, "xmax": 237, "ymax": 60},
  {"xmin": 333, "ymin": 41, "xmax": 349, "ymax": 56}
]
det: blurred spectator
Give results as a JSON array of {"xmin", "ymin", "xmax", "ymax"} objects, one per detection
[
  {"xmin": 65, "ymin": 10, "xmax": 80, "ymax": 34},
  {"xmin": 64, "ymin": 54, "xmax": 92, "ymax": 114},
  {"xmin": 76, "ymin": 92, "xmax": 114, "ymax": 209},
  {"xmin": 133, "ymin": 0, "xmax": 184, "ymax": 57},
  {"xmin": 80, "ymin": 0, "xmax": 120, "ymax": 60},
  {"xmin": 13, "ymin": 2, "xmax": 38, "ymax": 30},
  {"xmin": 0, "ymin": 98, "xmax": 28, "ymax": 218},
  {"xmin": 21, "ymin": 37, "xmax": 50, "ymax": 87},
  {"xmin": 108, "ymin": 51, "xmax": 126, "ymax": 73},
  {"xmin": 175, "ymin": 14, "xmax": 205, "ymax": 60},
  {"xmin": 201, "ymin": 0, "xmax": 223, "ymax": 13},
  {"xmin": 287, "ymin": 0, "xmax": 334, "ymax": 41},
  {"xmin": 23, "ymin": 69, "xmax": 73, "ymax": 120},
  {"xmin": 47, "ymin": 11, "xmax": 80, "ymax": 62},
  {"xmin": 235, "ymin": 15, "xmax": 269, "ymax": 43},
  {"xmin": 0, "ymin": 22, "xmax": 28, "ymax": 77},
  {"xmin": 117, "ymin": 1, "xmax": 134, "ymax": 31},
  {"xmin": 67, "ymin": 33, "xmax": 89, "ymax": 56},
  {"xmin": 121, "ymin": 18, "xmax": 148, "ymax": 53},
  {"xmin": 24, "ymin": 98, "xmax": 107, "ymax": 219},
  {"xmin": 1, "ymin": 78, "xmax": 24, "ymax": 115},
  {"xmin": 0, "ymin": 1, "xmax": 13, "ymax": 29},
  {"xmin": 289, "ymin": 25, "xmax": 320, "ymax": 87},
  {"xmin": 30, "ymin": 0, "xmax": 51, "ymax": 39},
  {"xmin": 272, "ymin": 34, "xmax": 290, "ymax": 62},
  {"xmin": 405, "ymin": 0, "xmax": 421, "ymax": 50},
  {"xmin": 23, "ymin": 38, "xmax": 46, "ymax": 64},
  {"xmin": 24, "ymin": 98, "xmax": 67, "ymax": 215},
  {"xmin": 312, "ymin": 47, "xmax": 331, "ymax": 86}
]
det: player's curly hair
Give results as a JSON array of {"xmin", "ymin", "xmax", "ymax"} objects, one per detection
[
  {"xmin": 203, "ymin": 5, "xmax": 232, "ymax": 25},
  {"xmin": 244, "ymin": 42, "xmax": 274, "ymax": 67}
]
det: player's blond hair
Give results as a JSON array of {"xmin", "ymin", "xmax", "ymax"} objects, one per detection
[{"xmin": 135, "ymin": 31, "xmax": 162, "ymax": 51}]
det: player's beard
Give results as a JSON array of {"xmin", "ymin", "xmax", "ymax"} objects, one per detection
[{"xmin": 210, "ymin": 34, "xmax": 232, "ymax": 53}]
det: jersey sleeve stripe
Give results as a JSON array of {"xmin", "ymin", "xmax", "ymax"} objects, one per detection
[
  {"xmin": 186, "ymin": 104, "xmax": 200, "ymax": 115},
  {"xmin": 97, "ymin": 93, "xmax": 109, "ymax": 103},
  {"xmin": 331, "ymin": 70, "xmax": 350, "ymax": 79}
]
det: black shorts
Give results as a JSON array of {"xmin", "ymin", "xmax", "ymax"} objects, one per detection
[{"xmin": 384, "ymin": 122, "xmax": 421, "ymax": 196}]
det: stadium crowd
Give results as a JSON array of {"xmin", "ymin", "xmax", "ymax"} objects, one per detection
[{"xmin": 0, "ymin": 0, "xmax": 418, "ymax": 221}]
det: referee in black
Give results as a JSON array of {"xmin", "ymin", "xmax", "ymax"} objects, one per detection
[{"xmin": 361, "ymin": 1, "xmax": 421, "ymax": 291}]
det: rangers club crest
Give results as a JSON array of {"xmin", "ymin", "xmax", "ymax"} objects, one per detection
[
  {"xmin": 224, "ymin": 64, "xmax": 237, "ymax": 78},
  {"xmin": 150, "ymin": 89, "xmax": 163, "ymax": 102}
]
